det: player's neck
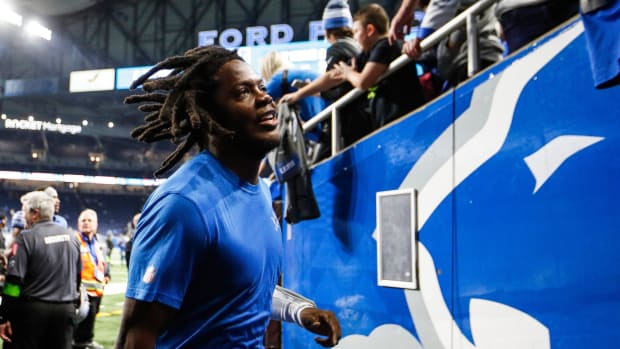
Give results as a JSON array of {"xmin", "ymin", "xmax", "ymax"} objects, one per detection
[{"xmin": 207, "ymin": 142, "xmax": 262, "ymax": 184}]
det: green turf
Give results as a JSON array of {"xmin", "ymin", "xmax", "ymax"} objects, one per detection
[
  {"xmin": 94, "ymin": 255, "xmax": 128, "ymax": 348},
  {"xmin": 94, "ymin": 293, "xmax": 125, "ymax": 348}
]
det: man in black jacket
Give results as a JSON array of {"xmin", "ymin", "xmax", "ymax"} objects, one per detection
[{"xmin": 0, "ymin": 191, "xmax": 81, "ymax": 349}]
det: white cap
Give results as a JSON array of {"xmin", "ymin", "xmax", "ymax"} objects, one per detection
[
  {"xmin": 322, "ymin": 0, "xmax": 353, "ymax": 30},
  {"xmin": 44, "ymin": 186, "xmax": 58, "ymax": 198}
]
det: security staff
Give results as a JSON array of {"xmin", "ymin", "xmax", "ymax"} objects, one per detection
[
  {"xmin": 0, "ymin": 191, "xmax": 81, "ymax": 349},
  {"xmin": 73, "ymin": 209, "xmax": 109, "ymax": 349}
]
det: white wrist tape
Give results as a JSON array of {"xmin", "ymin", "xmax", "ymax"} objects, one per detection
[{"xmin": 271, "ymin": 285, "xmax": 317, "ymax": 327}]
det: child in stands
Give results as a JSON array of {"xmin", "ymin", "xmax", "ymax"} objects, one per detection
[{"xmin": 332, "ymin": 3, "xmax": 426, "ymax": 128}]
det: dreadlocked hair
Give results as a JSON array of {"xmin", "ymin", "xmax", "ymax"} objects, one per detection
[{"xmin": 125, "ymin": 45, "xmax": 244, "ymax": 177}]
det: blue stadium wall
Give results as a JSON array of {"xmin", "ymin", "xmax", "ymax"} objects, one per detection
[{"xmin": 281, "ymin": 17, "xmax": 620, "ymax": 349}]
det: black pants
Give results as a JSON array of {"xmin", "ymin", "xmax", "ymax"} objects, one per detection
[
  {"xmin": 73, "ymin": 295, "xmax": 101, "ymax": 346},
  {"xmin": 5, "ymin": 300, "xmax": 75, "ymax": 349},
  {"xmin": 500, "ymin": 0, "xmax": 579, "ymax": 53}
]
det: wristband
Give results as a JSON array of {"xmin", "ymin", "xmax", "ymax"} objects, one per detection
[
  {"xmin": 271, "ymin": 286, "xmax": 316, "ymax": 327},
  {"xmin": 3, "ymin": 282, "xmax": 21, "ymax": 298}
]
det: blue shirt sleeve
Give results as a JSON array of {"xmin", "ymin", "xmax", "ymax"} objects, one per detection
[
  {"xmin": 266, "ymin": 72, "xmax": 284, "ymax": 101},
  {"xmin": 125, "ymin": 193, "xmax": 209, "ymax": 309}
]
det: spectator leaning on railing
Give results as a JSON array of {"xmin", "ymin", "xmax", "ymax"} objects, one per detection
[
  {"xmin": 281, "ymin": 0, "xmax": 373, "ymax": 148},
  {"xmin": 401, "ymin": 0, "xmax": 504, "ymax": 87},
  {"xmin": 332, "ymin": 4, "xmax": 426, "ymax": 129}
]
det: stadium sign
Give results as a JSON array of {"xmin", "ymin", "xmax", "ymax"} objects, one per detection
[
  {"xmin": 116, "ymin": 66, "xmax": 173, "ymax": 90},
  {"xmin": 4, "ymin": 118, "xmax": 82, "ymax": 134},
  {"xmin": 198, "ymin": 20, "xmax": 325, "ymax": 48},
  {"xmin": 69, "ymin": 68, "xmax": 115, "ymax": 93}
]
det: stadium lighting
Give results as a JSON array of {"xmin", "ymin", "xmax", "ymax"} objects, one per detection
[
  {"xmin": 24, "ymin": 20, "xmax": 52, "ymax": 41},
  {"xmin": 89, "ymin": 151, "xmax": 104, "ymax": 164},
  {"xmin": 0, "ymin": 170, "xmax": 165, "ymax": 186},
  {"xmin": 31, "ymin": 147, "xmax": 45, "ymax": 160},
  {"xmin": 0, "ymin": 4, "xmax": 22, "ymax": 26}
]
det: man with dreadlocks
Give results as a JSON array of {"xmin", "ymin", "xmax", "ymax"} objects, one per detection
[{"xmin": 114, "ymin": 45, "xmax": 341, "ymax": 349}]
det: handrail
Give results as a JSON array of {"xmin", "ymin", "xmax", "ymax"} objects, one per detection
[{"xmin": 302, "ymin": 0, "xmax": 499, "ymax": 156}]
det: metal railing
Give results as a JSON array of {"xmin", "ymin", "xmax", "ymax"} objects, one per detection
[{"xmin": 302, "ymin": 0, "xmax": 499, "ymax": 157}]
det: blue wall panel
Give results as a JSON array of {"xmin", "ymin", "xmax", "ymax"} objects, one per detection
[{"xmin": 282, "ymin": 18, "xmax": 620, "ymax": 349}]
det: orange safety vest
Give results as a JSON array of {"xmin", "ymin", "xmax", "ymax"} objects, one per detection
[{"xmin": 77, "ymin": 232, "xmax": 106, "ymax": 297}]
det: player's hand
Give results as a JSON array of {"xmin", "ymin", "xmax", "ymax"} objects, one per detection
[{"xmin": 300, "ymin": 308, "xmax": 341, "ymax": 347}]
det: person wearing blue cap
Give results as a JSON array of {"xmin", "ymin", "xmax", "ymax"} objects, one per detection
[
  {"xmin": 282, "ymin": 0, "xmax": 373, "ymax": 148},
  {"xmin": 321, "ymin": 0, "xmax": 359, "ymax": 70}
]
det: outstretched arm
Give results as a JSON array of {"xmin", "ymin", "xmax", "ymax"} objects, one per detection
[
  {"xmin": 334, "ymin": 59, "xmax": 388, "ymax": 90},
  {"xmin": 271, "ymin": 286, "xmax": 341, "ymax": 347},
  {"xmin": 388, "ymin": 0, "xmax": 419, "ymax": 45},
  {"xmin": 280, "ymin": 72, "xmax": 345, "ymax": 105},
  {"xmin": 403, "ymin": 0, "xmax": 460, "ymax": 59}
]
